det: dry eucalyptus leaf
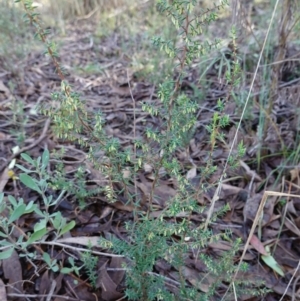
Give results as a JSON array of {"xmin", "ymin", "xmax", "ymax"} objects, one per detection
[
  {"xmin": 57, "ymin": 236, "xmax": 100, "ymax": 247},
  {"xmin": 2, "ymin": 249, "xmax": 23, "ymax": 297},
  {"xmin": 243, "ymin": 193, "xmax": 262, "ymax": 223},
  {"xmin": 97, "ymin": 261, "xmax": 123, "ymax": 301}
]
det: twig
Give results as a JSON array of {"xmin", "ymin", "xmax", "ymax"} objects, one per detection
[
  {"xmin": 32, "ymin": 241, "xmax": 124, "ymax": 257},
  {"xmin": 127, "ymin": 69, "xmax": 138, "ymax": 210},
  {"xmin": 279, "ymin": 260, "xmax": 300, "ymax": 301},
  {"xmin": 7, "ymin": 293, "xmax": 84, "ymax": 301},
  {"xmin": 46, "ymin": 280, "xmax": 56, "ymax": 301},
  {"xmin": 292, "ymin": 275, "xmax": 300, "ymax": 301}
]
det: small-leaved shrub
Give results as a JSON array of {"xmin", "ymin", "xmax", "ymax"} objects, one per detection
[{"xmin": 1, "ymin": 0, "xmax": 270, "ymax": 299}]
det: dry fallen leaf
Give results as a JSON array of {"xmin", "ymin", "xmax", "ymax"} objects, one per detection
[
  {"xmin": 243, "ymin": 193, "xmax": 262, "ymax": 223},
  {"xmin": 57, "ymin": 236, "xmax": 100, "ymax": 247},
  {"xmin": 249, "ymin": 234, "xmax": 268, "ymax": 256},
  {"xmin": 0, "ymin": 168, "xmax": 10, "ymax": 192},
  {"xmin": 0, "ymin": 80, "xmax": 11, "ymax": 96},
  {"xmin": 186, "ymin": 167, "xmax": 197, "ymax": 180},
  {"xmin": 0, "ymin": 279, "xmax": 7, "ymax": 301},
  {"xmin": 97, "ymin": 261, "xmax": 123, "ymax": 301},
  {"xmin": 2, "ymin": 249, "xmax": 23, "ymax": 297}
]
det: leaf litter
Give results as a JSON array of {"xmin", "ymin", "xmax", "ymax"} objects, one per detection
[{"xmin": 0, "ymin": 6, "xmax": 300, "ymax": 301}]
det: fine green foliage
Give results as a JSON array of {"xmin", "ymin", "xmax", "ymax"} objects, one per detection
[
  {"xmin": 0, "ymin": 149, "xmax": 75, "ymax": 272},
  {"xmin": 6, "ymin": 0, "xmax": 271, "ymax": 300},
  {"xmin": 81, "ymin": 250, "xmax": 99, "ymax": 288}
]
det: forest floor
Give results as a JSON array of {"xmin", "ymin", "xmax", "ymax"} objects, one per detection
[{"xmin": 0, "ymin": 1, "xmax": 300, "ymax": 301}]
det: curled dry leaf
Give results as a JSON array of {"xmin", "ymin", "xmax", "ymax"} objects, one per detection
[{"xmin": 289, "ymin": 167, "xmax": 300, "ymax": 183}]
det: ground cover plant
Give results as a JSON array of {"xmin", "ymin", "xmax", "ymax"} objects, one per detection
[{"xmin": 0, "ymin": 0, "xmax": 300, "ymax": 300}]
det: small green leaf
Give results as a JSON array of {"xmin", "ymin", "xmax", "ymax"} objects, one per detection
[
  {"xmin": 59, "ymin": 220, "xmax": 76, "ymax": 236},
  {"xmin": 19, "ymin": 174, "xmax": 42, "ymax": 193},
  {"xmin": 20, "ymin": 153, "xmax": 35, "ymax": 165},
  {"xmin": 25, "ymin": 200, "xmax": 37, "ymax": 214},
  {"xmin": 16, "ymin": 164, "xmax": 33, "ymax": 174},
  {"xmin": 34, "ymin": 207, "xmax": 44, "ymax": 217},
  {"xmin": 8, "ymin": 195, "xmax": 18, "ymax": 207},
  {"xmin": 0, "ymin": 193, "xmax": 4, "ymax": 203},
  {"xmin": 27, "ymin": 228, "xmax": 47, "ymax": 245},
  {"xmin": 8, "ymin": 204, "xmax": 26, "ymax": 223},
  {"xmin": 41, "ymin": 149, "xmax": 50, "ymax": 169},
  {"xmin": 0, "ymin": 231, "xmax": 7, "ymax": 238},
  {"xmin": 51, "ymin": 212, "xmax": 62, "ymax": 230},
  {"xmin": 34, "ymin": 219, "xmax": 47, "ymax": 232},
  {"xmin": 0, "ymin": 240, "xmax": 12, "ymax": 247},
  {"xmin": 36, "ymin": 156, "xmax": 41, "ymax": 167},
  {"xmin": 51, "ymin": 264, "xmax": 59, "ymax": 272},
  {"xmin": 43, "ymin": 252, "xmax": 51, "ymax": 265},
  {"xmin": 60, "ymin": 267, "xmax": 73, "ymax": 274},
  {"xmin": 68, "ymin": 257, "xmax": 75, "ymax": 265},
  {"xmin": 261, "ymin": 253, "xmax": 285, "ymax": 277},
  {"xmin": 0, "ymin": 247, "xmax": 14, "ymax": 260}
]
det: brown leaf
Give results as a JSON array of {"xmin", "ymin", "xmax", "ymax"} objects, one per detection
[
  {"xmin": 0, "ymin": 168, "xmax": 10, "ymax": 192},
  {"xmin": 284, "ymin": 218, "xmax": 300, "ymax": 237},
  {"xmin": 0, "ymin": 80, "xmax": 11, "ymax": 96},
  {"xmin": 57, "ymin": 236, "xmax": 100, "ymax": 247},
  {"xmin": 97, "ymin": 261, "xmax": 123, "ymax": 301},
  {"xmin": 99, "ymin": 206, "xmax": 114, "ymax": 220},
  {"xmin": 249, "ymin": 234, "xmax": 268, "ymax": 256},
  {"xmin": 39, "ymin": 270, "xmax": 52, "ymax": 295},
  {"xmin": 181, "ymin": 267, "xmax": 215, "ymax": 293},
  {"xmin": 0, "ymin": 132, "xmax": 8, "ymax": 139},
  {"xmin": 107, "ymin": 257, "xmax": 126, "ymax": 285},
  {"xmin": 0, "ymin": 279, "xmax": 7, "ymax": 301},
  {"xmin": 208, "ymin": 240, "xmax": 234, "ymax": 251},
  {"xmin": 289, "ymin": 167, "xmax": 300, "ymax": 182},
  {"xmin": 285, "ymin": 201, "xmax": 298, "ymax": 215},
  {"xmin": 239, "ymin": 160, "xmax": 262, "ymax": 181},
  {"xmin": 186, "ymin": 167, "xmax": 197, "ymax": 180},
  {"xmin": 2, "ymin": 250, "xmax": 23, "ymax": 298},
  {"xmin": 63, "ymin": 275, "xmax": 97, "ymax": 301},
  {"xmin": 243, "ymin": 193, "xmax": 262, "ymax": 223}
]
